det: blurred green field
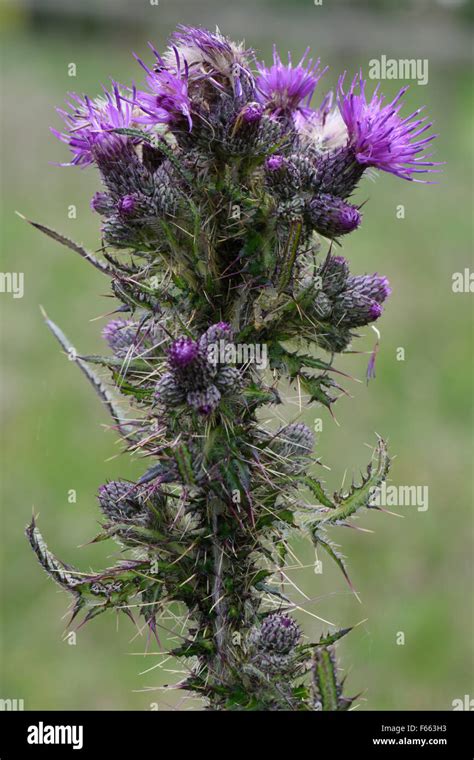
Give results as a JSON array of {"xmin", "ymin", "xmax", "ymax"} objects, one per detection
[{"xmin": 1, "ymin": 1, "xmax": 473, "ymax": 710}]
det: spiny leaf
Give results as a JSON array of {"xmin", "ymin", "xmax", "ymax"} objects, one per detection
[
  {"xmin": 111, "ymin": 372, "xmax": 154, "ymax": 401},
  {"xmin": 254, "ymin": 582, "xmax": 291, "ymax": 602},
  {"xmin": 269, "ymin": 343, "xmax": 346, "ymax": 379},
  {"xmin": 311, "ymin": 645, "xmax": 354, "ymax": 711},
  {"xmin": 26, "ymin": 516, "xmax": 83, "ymax": 593},
  {"xmin": 304, "ymin": 476, "xmax": 335, "ymax": 509},
  {"xmin": 41, "ymin": 308, "xmax": 135, "ymax": 440},
  {"xmin": 243, "ymin": 384, "xmax": 281, "ymax": 408},
  {"xmin": 299, "ymin": 373, "xmax": 342, "ymax": 410},
  {"xmin": 17, "ymin": 213, "xmax": 114, "ymax": 275},
  {"xmin": 316, "ymin": 627, "xmax": 353, "ymax": 648},
  {"xmin": 312, "ymin": 437, "xmax": 390, "ymax": 527},
  {"xmin": 79, "ymin": 354, "xmax": 152, "ymax": 372},
  {"xmin": 312, "ymin": 532, "xmax": 355, "ymax": 594}
]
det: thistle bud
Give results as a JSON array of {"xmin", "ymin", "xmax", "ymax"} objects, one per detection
[
  {"xmin": 346, "ymin": 274, "xmax": 391, "ymax": 303},
  {"xmin": 199, "ymin": 322, "xmax": 234, "ymax": 357},
  {"xmin": 307, "ymin": 193, "xmax": 361, "ymax": 239},
  {"xmin": 242, "ymin": 102, "xmax": 263, "ymax": 124},
  {"xmin": 90, "ymin": 191, "xmax": 114, "ymax": 216},
  {"xmin": 319, "ymin": 255, "xmax": 349, "ymax": 297},
  {"xmin": 97, "ymin": 481, "xmax": 144, "ymax": 522},
  {"xmin": 102, "ymin": 319, "xmax": 140, "ymax": 358},
  {"xmin": 154, "ymin": 372, "xmax": 186, "ymax": 406},
  {"xmin": 332, "ymin": 291, "xmax": 383, "ymax": 327},
  {"xmin": 258, "ymin": 613, "xmax": 301, "ymax": 654},
  {"xmin": 265, "ymin": 154, "xmax": 286, "ymax": 172},
  {"xmin": 313, "ymin": 291, "xmax": 333, "ymax": 319},
  {"xmin": 186, "ymin": 385, "xmax": 221, "ymax": 415},
  {"xmin": 215, "ymin": 366, "xmax": 242, "ymax": 392},
  {"xmin": 271, "ymin": 423, "xmax": 314, "ymax": 459}
]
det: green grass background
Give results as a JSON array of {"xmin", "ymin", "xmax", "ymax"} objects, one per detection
[{"xmin": 1, "ymin": 0, "xmax": 473, "ymax": 710}]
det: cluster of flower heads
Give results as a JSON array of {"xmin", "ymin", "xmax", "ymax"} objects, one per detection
[
  {"xmin": 29, "ymin": 25, "xmax": 439, "ymax": 710},
  {"xmin": 155, "ymin": 323, "xmax": 242, "ymax": 416},
  {"xmin": 50, "ymin": 26, "xmax": 441, "ymax": 344},
  {"xmin": 54, "ymin": 25, "xmax": 440, "ymax": 183},
  {"xmin": 314, "ymin": 254, "xmax": 391, "ymax": 329}
]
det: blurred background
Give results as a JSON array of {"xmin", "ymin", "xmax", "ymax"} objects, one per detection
[{"xmin": 1, "ymin": 0, "xmax": 473, "ymax": 711}]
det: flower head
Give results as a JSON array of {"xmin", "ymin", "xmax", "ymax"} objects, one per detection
[
  {"xmin": 134, "ymin": 45, "xmax": 192, "ymax": 130},
  {"xmin": 102, "ymin": 319, "xmax": 140, "ymax": 358},
  {"xmin": 187, "ymin": 385, "xmax": 221, "ymax": 416},
  {"xmin": 319, "ymin": 255, "xmax": 350, "ymax": 297},
  {"xmin": 265, "ymin": 154, "xmax": 285, "ymax": 172},
  {"xmin": 258, "ymin": 613, "xmax": 301, "ymax": 654},
  {"xmin": 241, "ymin": 102, "xmax": 263, "ymax": 124},
  {"xmin": 168, "ymin": 25, "xmax": 253, "ymax": 96},
  {"xmin": 256, "ymin": 47, "xmax": 327, "ymax": 121},
  {"xmin": 52, "ymin": 84, "xmax": 136, "ymax": 167},
  {"xmin": 346, "ymin": 273, "xmax": 391, "ymax": 303},
  {"xmin": 198, "ymin": 322, "xmax": 233, "ymax": 357},
  {"xmin": 308, "ymin": 194, "xmax": 361, "ymax": 238},
  {"xmin": 296, "ymin": 92, "xmax": 349, "ymax": 152},
  {"xmin": 270, "ymin": 423, "xmax": 314, "ymax": 460},
  {"xmin": 117, "ymin": 194, "xmax": 137, "ymax": 215},
  {"xmin": 97, "ymin": 480, "xmax": 144, "ymax": 522},
  {"xmin": 337, "ymin": 73, "xmax": 440, "ymax": 181},
  {"xmin": 168, "ymin": 337, "xmax": 200, "ymax": 369},
  {"xmin": 90, "ymin": 191, "xmax": 113, "ymax": 215}
]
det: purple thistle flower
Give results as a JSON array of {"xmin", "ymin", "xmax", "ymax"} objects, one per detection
[
  {"xmin": 169, "ymin": 26, "xmax": 253, "ymax": 97},
  {"xmin": 308, "ymin": 194, "xmax": 361, "ymax": 238},
  {"xmin": 168, "ymin": 337, "xmax": 200, "ymax": 369},
  {"xmin": 52, "ymin": 83, "xmax": 137, "ymax": 167},
  {"xmin": 134, "ymin": 45, "xmax": 193, "ymax": 130},
  {"xmin": 173, "ymin": 25, "xmax": 233, "ymax": 54},
  {"xmin": 369, "ymin": 301, "xmax": 383, "ymax": 319},
  {"xmin": 242, "ymin": 102, "xmax": 263, "ymax": 124},
  {"xmin": 256, "ymin": 46, "xmax": 327, "ymax": 121},
  {"xmin": 265, "ymin": 154, "xmax": 285, "ymax": 172},
  {"xmin": 337, "ymin": 73, "xmax": 441, "ymax": 181},
  {"xmin": 117, "ymin": 194, "xmax": 137, "ymax": 215}
]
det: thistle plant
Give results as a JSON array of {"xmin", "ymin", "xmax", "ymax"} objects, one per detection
[{"xmin": 25, "ymin": 26, "xmax": 440, "ymax": 711}]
